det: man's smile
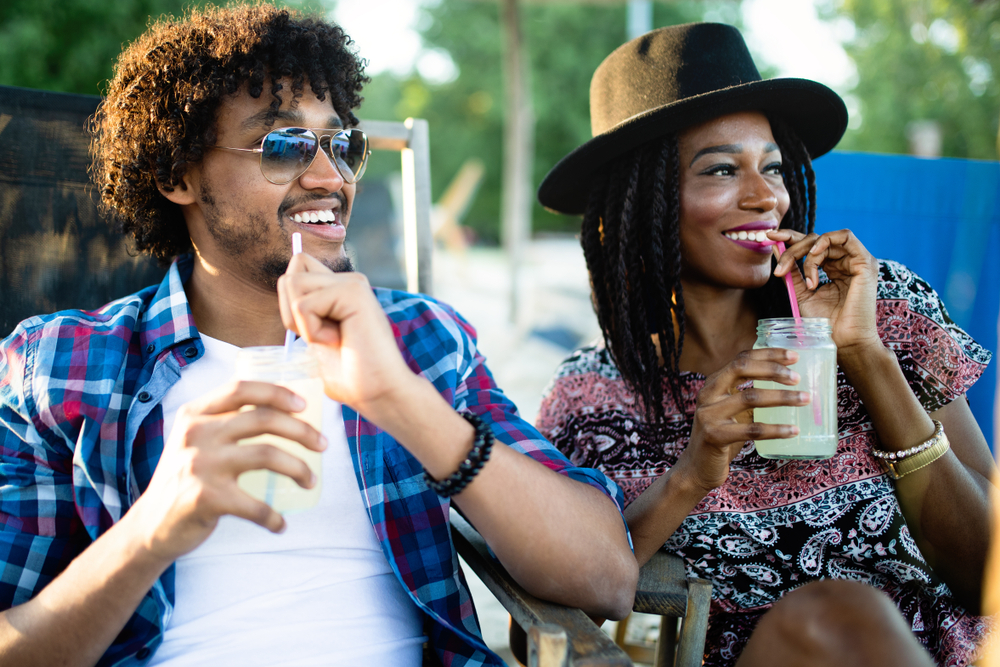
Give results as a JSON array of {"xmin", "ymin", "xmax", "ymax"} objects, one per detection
[{"xmin": 291, "ymin": 209, "xmax": 338, "ymax": 224}]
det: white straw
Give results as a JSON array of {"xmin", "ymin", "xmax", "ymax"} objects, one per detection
[{"xmin": 283, "ymin": 232, "xmax": 303, "ymax": 357}]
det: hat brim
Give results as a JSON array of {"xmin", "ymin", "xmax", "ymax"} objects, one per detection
[{"xmin": 538, "ymin": 77, "xmax": 848, "ymax": 215}]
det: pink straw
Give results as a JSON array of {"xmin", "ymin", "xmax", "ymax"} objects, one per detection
[
  {"xmin": 775, "ymin": 241, "xmax": 801, "ymax": 320},
  {"xmin": 283, "ymin": 233, "xmax": 303, "ymax": 358},
  {"xmin": 775, "ymin": 241, "xmax": 821, "ymax": 426}
]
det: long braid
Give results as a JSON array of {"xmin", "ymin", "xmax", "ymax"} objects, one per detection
[
  {"xmin": 582, "ymin": 135, "xmax": 685, "ymax": 426},
  {"xmin": 647, "ymin": 135, "xmax": 685, "ymax": 414},
  {"xmin": 608, "ymin": 157, "xmax": 648, "ymax": 410},
  {"xmin": 581, "ymin": 181, "xmax": 610, "ymax": 339},
  {"xmin": 622, "ymin": 153, "xmax": 659, "ymax": 417},
  {"xmin": 665, "ymin": 137, "xmax": 686, "ymax": 400}
]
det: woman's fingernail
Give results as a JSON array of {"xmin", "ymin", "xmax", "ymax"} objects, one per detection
[
  {"xmin": 292, "ymin": 395, "xmax": 306, "ymax": 410},
  {"xmin": 799, "ymin": 392, "xmax": 811, "ymax": 403},
  {"xmin": 319, "ymin": 435, "xmax": 329, "ymax": 450},
  {"xmin": 787, "ymin": 426, "xmax": 800, "ymax": 436},
  {"xmin": 788, "ymin": 371, "xmax": 800, "ymax": 384}
]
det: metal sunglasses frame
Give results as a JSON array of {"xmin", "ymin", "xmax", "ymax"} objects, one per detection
[{"xmin": 213, "ymin": 127, "xmax": 370, "ymax": 185}]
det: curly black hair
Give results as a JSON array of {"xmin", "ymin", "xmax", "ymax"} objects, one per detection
[
  {"xmin": 580, "ymin": 115, "xmax": 817, "ymax": 427},
  {"xmin": 90, "ymin": 3, "xmax": 369, "ymax": 263}
]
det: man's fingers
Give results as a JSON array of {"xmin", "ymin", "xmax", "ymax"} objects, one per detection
[
  {"xmin": 218, "ymin": 485, "xmax": 287, "ymax": 533},
  {"xmin": 220, "ymin": 442, "xmax": 318, "ymax": 490},
  {"xmin": 218, "ymin": 407, "xmax": 327, "ymax": 453},
  {"xmin": 185, "ymin": 380, "xmax": 307, "ymax": 417}
]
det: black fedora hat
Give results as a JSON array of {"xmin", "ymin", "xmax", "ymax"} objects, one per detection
[{"xmin": 538, "ymin": 22, "xmax": 848, "ymax": 215}]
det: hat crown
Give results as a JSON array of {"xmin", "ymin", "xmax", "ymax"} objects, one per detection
[{"xmin": 591, "ymin": 23, "xmax": 762, "ymax": 136}]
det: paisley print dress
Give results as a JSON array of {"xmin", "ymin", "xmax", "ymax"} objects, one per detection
[{"xmin": 536, "ymin": 262, "xmax": 992, "ymax": 666}]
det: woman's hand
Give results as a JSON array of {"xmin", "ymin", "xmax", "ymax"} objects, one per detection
[
  {"xmin": 676, "ymin": 348, "xmax": 809, "ymax": 494},
  {"xmin": 768, "ymin": 229, "xmax": 882, "ymax": 356}
]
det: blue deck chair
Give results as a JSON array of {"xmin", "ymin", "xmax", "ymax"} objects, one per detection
[{"xmin": 813, "ymin": 151, "xmax": 1000, "ymax": 452}]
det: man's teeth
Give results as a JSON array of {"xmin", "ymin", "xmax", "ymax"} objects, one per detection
[
  {"xmin": 292, "ymin": 210, "xmax": 335, "ymax": 224},
  {"xmin": 725, "ymin": 230, "xmax": 772, "ymax": 242}
]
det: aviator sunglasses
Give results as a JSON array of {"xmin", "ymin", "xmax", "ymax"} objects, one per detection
[{"xmin": 213, "ymin": 127, "xmax": 370, "ymax": 185}]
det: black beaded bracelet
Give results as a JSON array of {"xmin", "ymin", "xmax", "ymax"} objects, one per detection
[{"xmin": 423, "ymin": 412, "xmax": 495, "ymax": 497}]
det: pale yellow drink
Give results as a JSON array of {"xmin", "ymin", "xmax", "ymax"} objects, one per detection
[
  {"xmin": 234, "ymin": 347, "xmax": 324, "ymax": 513},
  {"xmin": 753, "ymin": 318, "xmax": 838, "ymax": 460}
]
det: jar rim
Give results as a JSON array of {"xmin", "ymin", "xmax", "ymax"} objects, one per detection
[{"xmin": 756, "ymin": 317, "xmax": 833, "ymax": 336}]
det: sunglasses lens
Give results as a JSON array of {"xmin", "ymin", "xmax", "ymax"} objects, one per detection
[
  {"xmin": 260, "ymin": 128, "xmax": 317, "ymax": 184},
  {"xmin": 329, "ymin": 129, "xmax": 369, "ymax": 183}
]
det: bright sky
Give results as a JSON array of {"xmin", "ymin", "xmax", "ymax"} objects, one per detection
[{"xmin": 330, "ymin": 0, "xmax": 857, "ymax": 93}]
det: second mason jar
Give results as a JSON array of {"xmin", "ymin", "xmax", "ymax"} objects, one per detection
[
  {"xmin": 233, "ymin": 346, "xmax": 325, "ymax": 512},
  {"xmin": 752, "ymin": 318, "xmax": 838, "ymax": 460}
]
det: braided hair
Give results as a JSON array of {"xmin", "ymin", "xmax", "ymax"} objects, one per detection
[{"xmin": 580, "ymin": 115, "xmax": 817, "ymax": 427}]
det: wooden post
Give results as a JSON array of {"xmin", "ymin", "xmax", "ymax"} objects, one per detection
[
  {"xmin": 528, "ymin": 624, "xmax": 568, "ymax": 667},
  {"xmin": 499, "ymin": 0, "xmax": 535, "ymax": 323},
  {"xmin": 401, "ymin": 117, "xmax": 434, "ymax": 295},
  {"xmin": 626, "ymin": 0, "xmax": 653, "ymax": 40}
]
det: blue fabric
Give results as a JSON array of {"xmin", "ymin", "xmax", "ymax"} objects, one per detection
[{"xmin": 813, "ymin": 151, "xmax": 1000, "ymax": 451}]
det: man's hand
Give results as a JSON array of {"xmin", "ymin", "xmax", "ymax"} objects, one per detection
[
  {"xmin": 277, "ymin": 253, "xmax": 417, "ymax": 421},
  {"xmin": 131, "ymin": 381, "xmax": 326, "ymax": 563}
]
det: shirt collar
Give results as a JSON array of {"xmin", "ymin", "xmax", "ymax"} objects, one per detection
[{"xmin": 139, "ymin": 254, "xmax": 200, "ymax": 355}]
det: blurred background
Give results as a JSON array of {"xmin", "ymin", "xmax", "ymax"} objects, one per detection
[
  {"xmin": 2, "ymin": 0, "xmax": 997, "ymax": 235},
  {"xmin": 2, "ymin": 1, "xmax": 998, "ymax": 661}
]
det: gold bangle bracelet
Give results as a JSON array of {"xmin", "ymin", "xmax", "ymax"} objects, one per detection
[{"xmin": 873, "ymin": 420, "xmax": 951, "ymax": 480}]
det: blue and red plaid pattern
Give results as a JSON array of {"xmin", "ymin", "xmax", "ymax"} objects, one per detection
[{"xmin": 0, "ymin": 255, "xmax": 628, "ymax": 666}]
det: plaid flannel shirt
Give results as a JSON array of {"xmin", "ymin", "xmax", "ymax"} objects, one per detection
[{"xmin": 0, "ymin": 255, "xmax": 628, "ymax": 667}]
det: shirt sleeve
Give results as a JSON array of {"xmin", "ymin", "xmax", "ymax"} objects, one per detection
[
  {"xmin": 386, "ymin": 292, "xmax": 628, "ymax": 516},
  {"xmin": 875, "ymin": 260, "xmax": 992, "ymax": 413},
  {"xmin": 0, "ymin": 325, "xmax": 88, "ymax": 609}
]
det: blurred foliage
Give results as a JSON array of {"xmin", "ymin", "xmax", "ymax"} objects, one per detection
[
  {"xmin": 0, "ymin": 0, "xmax": 325, "ymax": 96},
  {"xmin": 359, "ymin": 0, "xmax": 741, "ymax": 242},
  {"xmin": 821, "ymin": 0, "xmax": 1000, "ymax": 159},
  {"xmin": 8, "ymin": 0, "xmax": 995, "ymax": 243}
]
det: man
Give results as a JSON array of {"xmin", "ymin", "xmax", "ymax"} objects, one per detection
[{"xmin": 0, "ymin": 5, "xmax": 637, "ymax": 666}]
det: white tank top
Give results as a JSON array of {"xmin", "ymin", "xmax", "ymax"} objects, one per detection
[{"xmin": 148, "ymin": 335, "xmax": 424, "ymax": 666}]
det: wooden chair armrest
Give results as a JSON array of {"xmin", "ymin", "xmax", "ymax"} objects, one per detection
[
  {"xmin": 633, "ymin": 550, "xmax": 690, "ymax": 616},
  {"xmin": 450, "ymin": 511, "xmax": 630, "ymax": 666},
  {"xmin": 633, "ymin": 551, "xmax": 712, "ymax": 667}
]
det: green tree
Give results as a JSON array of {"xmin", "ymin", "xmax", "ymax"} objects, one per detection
[
  {"xmin": 359, "ymin": 0, "xmax": 741, "ymax": 242},
  {"xmin": 820, "ymin": 0, "xmax": 1000, "ymax": 159},
  {"xmin": 0, "ymin": 0, "xmax": 324, "ymax": 96}
]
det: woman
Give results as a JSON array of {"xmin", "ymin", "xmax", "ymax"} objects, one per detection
[{"xmin": 536, "ymin": 23, "xmax": 994, "ymax": 667}]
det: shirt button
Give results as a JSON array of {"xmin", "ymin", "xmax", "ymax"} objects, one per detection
[
  {"xmin": 136, "ymin": 647, "xmax": 151, "ymax": 660},
  {"xmin": 137, "ymin": 391, "xmax": 152, "ymax": 403},
  {"xmin": 145, "ymin": 344, "xmax": 155, "ymax": 354},
  {"xmin": 184, "ymin": 347, "xmax": 198, "ymax": 358}
]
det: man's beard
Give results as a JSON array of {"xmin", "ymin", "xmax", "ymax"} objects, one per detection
[{"xmin": 200, "ymin": 181, "xmax": 354, "ymax": 289}]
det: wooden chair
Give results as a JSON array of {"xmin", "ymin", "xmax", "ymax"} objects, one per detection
[{"xmin": 451, "ymin": 512, "xmax": 711, "ymax": 667}]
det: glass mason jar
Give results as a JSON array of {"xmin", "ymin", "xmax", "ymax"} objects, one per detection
[
  {"xmin": 234, "ymin": 346, "xmax": 324, "ymax": 513},
  {"xmin": 752, "ymin": 318, "xmax": 838, "ymax": 460}
]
